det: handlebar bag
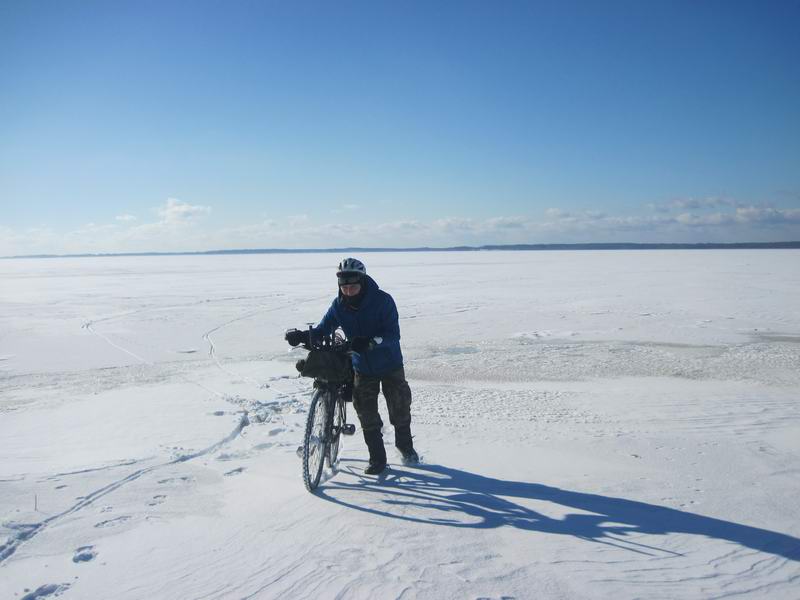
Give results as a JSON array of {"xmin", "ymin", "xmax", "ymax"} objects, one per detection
[{"xmin": 296, "ymin": 350, "xmax": 351, "ymax": 382}]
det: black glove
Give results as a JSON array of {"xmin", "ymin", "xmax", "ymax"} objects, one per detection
[
  {"xmin": 350, "ymin": 336, "xmax": 373, "ymax": 353},
  {"xmin": 285, "ymin": 329, "xmax": 310, "ymax": 347}
]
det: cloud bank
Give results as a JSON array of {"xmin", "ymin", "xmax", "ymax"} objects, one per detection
[{"xmin": 1, "ymin": 197, "xmax": 799, "ymax": 256}]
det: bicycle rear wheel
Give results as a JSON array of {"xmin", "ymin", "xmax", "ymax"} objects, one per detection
[
  {"xmin": 302, "ymin": 389, "xmax": 329, "ymax": 491},
  {"xmin": 327, "ymin": 396, "xmax": 346, "ymax": 468}
]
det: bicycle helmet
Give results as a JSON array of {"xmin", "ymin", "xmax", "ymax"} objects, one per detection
[{"xmin": 337, "ymin": 257, "xmax": 366, "ymax": 276}]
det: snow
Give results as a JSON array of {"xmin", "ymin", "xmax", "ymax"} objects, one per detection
[{"xmin": 1, "ymin": 250, "xmax": 799, "ymax": 599}]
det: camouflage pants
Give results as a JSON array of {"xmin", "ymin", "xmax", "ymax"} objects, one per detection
[{"xmin": 352, "ymin": 367, "xmax": 412, "ymax": 433}]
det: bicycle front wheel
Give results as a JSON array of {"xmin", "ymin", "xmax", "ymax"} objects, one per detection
[{"xmin": 302, "ymin": 389, "xmax": 330, "ymax": 491}]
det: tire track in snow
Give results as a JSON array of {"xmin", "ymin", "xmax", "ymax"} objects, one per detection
[
  {"xmin": 0, "ymin": 414, "xmax": 249, "ymax": 566},
  {"xmin": 82, "ymin": 295, "xmax": 307, "ymax": 397},
  {"xmin": 80, "ymin": 295, "xmax": 319, "ymax": 415},
  {"xmin": 81, "ymin": 295, "xmax": 284, "ymax": 333},
  {"xmin": 79, "ymin": 293, "xmax": 286, "ymax": 369},
  {"xmin": 83, "ymin": 294, "xmax": 326, "ymax": 395},
  {"xmin": 82, "ymin": 321, "xmax": 151, "ymax": 364},
  {"xmin": 1, "ymin": 296, "xmax": 324, "ymax": 566},
  {"xmin": 202, "ymin": 294, "xmax": 330, "ymax": 388},
  {"xmin": 82, "ymin": 319, "xmax": 226, "ymax": 399}
]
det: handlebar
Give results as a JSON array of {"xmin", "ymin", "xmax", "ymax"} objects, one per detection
[{"xmin": 285, "ymin": 328, "xmax": 351, "ymax": 352}]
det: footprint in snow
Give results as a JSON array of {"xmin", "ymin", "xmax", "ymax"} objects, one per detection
[
  {"xmin": 147, "ymin": 495, "xmax": 166, "ymax": 506},
  {"xmin": 157, "ymin": 476, "xmax": 193, "ymax": 485},
  {"xmin": 224, "ymin": 467, "xmax": 246, "ymax": 476},
  {"xmin": 72, "ymin": 546, "xmax": 97, "ymax": 563},
  {"xmin": 20, "ymin": 583, "xmax": 71, "ymax": 599},
  {"xmin": 215, "ymin": 452, "xmax": 239, "ymax": 461},
  {"xmin": 94, "ymin": 516, "xmax": 130, "ymax": 528}
]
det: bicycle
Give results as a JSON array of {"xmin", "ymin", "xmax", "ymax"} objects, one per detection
[{"xmin": 287, "ymin": 328, "xmax": 356, "ymax": 492}]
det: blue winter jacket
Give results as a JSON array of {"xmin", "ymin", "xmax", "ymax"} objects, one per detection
[{"xmin": 312, "ymin": 275, "xmax": 404, "ymax": 376}]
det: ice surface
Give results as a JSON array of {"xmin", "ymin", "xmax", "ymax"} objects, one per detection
[{"xmin": 1, "ymin": 250, "xmax": 799, "ymax": 599}]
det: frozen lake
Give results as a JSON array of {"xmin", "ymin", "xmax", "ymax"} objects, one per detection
[{"xmin": 1, "ymin": 250, "xmax": 799, "ymax": 599}]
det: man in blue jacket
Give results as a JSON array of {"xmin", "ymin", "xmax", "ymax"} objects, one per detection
[{"xmin": 285, "ymin": 258, "xmax": 419, "ymax": 474}]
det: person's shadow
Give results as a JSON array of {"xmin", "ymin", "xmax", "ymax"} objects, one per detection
[{"xmin": 320, "ymin": 461, "xmax": 800, "ymax": 560}]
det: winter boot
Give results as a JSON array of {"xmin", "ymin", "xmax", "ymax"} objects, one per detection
[
  {"xmin": 394, "ymin": 425, "xmax": 419, "ymax": 465},
  {"xmin": 363, "ymin": 429, "xmax": 387, "ymax": 475}
]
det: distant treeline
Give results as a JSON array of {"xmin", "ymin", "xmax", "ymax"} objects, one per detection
[{"xmin": 5, "ymin": 241, "xmax": 800, "ymax": 259}]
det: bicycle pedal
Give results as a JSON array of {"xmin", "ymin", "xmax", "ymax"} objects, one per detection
[{"xmin": 341, "ymin": 424, "xmax": 356, "ymax": 436}]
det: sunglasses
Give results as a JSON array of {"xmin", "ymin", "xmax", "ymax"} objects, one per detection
[{"xmin": 338, "ymin": 275, "xmax": 362, "ymax": 286}]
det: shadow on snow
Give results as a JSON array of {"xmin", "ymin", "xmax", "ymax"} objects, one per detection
[{"xmin": 319, "ymin": 461, "xmax": 800, "ymax": 561}]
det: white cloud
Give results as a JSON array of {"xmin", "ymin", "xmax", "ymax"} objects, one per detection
[
  {"xmin": 735, "ymin": 206, "xmax": 800, "ymax": 224},
  {"xmin": 546, "ymin": 208, "xmax": 569, "ymax": 218},
  {"xmin": 157, "ymin": 198, "xmax": 211, "ymax": 224},
  {"xmin": 116, "ymin": 214, "xmax": 138, "ymax": 222},
  {"xmin": 433, "ymin": 217, "xmax": 478, "ymax": 233},
  {"xmin": 487, "ymin": 216, "xmax": 527, "ymax": 229},
  {"xmin": 376, "ymin": 220, "xmax": 425, "ymax": 232},
  {"xmin": 675, "ymin": 212, "xmax": 734, "ymax": 226},
  {"xmin": 652, "ymin": 197, "xmax": 744, "ymax": 213},
  {"xmin": 0, "ymin": 226, "xmax": 58, "ymax": 256}
]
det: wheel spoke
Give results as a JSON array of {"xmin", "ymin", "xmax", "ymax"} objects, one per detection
[{"xmin": 302, "ymin": 390, "xmax": 330, "ymax": 491}]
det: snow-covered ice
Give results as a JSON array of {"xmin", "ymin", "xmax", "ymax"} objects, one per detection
[{"xmin": 1, "ymin": 250, "xmax": 799, "ymax": 599}]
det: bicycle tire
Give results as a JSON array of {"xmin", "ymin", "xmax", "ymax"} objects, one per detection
[
  {"xmin": 302, "ymin": 389, "xmax": 329, "ymax": 491},
  {"xmin": 328, "ymin": 395, "xmax": 346, "ymax": 468}
]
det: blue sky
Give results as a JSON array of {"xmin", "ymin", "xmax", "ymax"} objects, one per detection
[{"xmin": 1, "ymin": 0, "xmax": 799, "ymax": 254}]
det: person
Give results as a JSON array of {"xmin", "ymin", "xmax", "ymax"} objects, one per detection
[{"xmin": 285, "ymin": 257, "xmax": 419, "ymax": 474}]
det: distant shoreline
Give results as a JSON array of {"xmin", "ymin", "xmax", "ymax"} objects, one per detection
[{"xmin": 4, "ymin": 241, "xmax": 800, "ymax": 259}]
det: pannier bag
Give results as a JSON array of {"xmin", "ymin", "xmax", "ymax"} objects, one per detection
[{"xmin": 295, "ymin": 350, "xmax": 351, "ymax": 382}]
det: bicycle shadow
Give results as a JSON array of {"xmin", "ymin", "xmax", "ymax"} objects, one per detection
[{"xmin": 320, "ymin": 461, "xmax": 800, "ymax": 560}]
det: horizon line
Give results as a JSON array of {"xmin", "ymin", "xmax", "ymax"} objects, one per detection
[{"xmin": 4, "ymin": 241, "xmax": 800, "ymax": 260}]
